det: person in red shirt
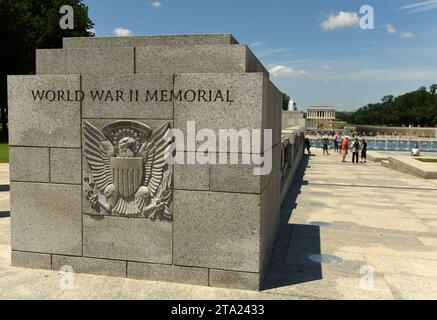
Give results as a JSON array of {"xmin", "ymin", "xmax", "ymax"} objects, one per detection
[{"xmin": 342, "ymin": 137, "xmax": 349, "ymax": 162}]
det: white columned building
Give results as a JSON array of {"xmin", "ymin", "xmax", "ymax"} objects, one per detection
[{"xmin": 306, "ymin": 106, "xmax": 336, "ymax": 129}]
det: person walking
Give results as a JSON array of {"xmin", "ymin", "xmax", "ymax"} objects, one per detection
[
  {"xmin": 341, "ymin": 137, "xmax": 349, "ymax": 162},
  {"xmin": 334, "ymin": 135, "xmax": 339, "ymax": 153},
  {"xmin": 361, "ymin": 139, "xmax": 368, "ymax": 163},
  {"xmin": 352, "ymin": 138, "xmax": 360, "ymax": 164},
  {"xmin": 304, "ymin": 137, "xmax": 312, "ymax": 155},
  {"xmin": 323, "ymin": 137, "xmax": 330, "ymax": 155}
]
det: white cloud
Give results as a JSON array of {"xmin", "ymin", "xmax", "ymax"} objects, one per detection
[
  {"xmin": 113, "ymin": 27, "xmax": 133, "ymax": 37},
  {"xmin": 385, "ymin": 24, "xmax": 413, "ymax": 39},
  {"xmin": 399, "ymin": 0, "xmax": 437, "ymax": 13},
  {"xmin": 269, "ymin": 65, "xmax": 309, "ymax": 78},
  {"xmin": 254, "ymin": 48, "xmax": 290, "ymax": 58},
  {"xmin": 323, "ymin": 65, "xmax": 332, "ymax": 71},
  {"xmin": 250, "ymin": 42, "xmax": 264, "ymax": 47},
  {"xmin": 400, "ymin": 31, "xmax": 413, "ymax": 38},
  {"xmin": 150, "ymin": 1, "xmax": 162, "ymax": 8},
  {"xmin": 321, "ymin": 11, "xmax": 360, "ymax": 30},
  {"xmin": 386, "ymin": 24, "xmax": 397, "ymax": 34}
]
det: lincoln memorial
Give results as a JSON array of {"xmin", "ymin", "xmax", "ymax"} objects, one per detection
[{"xmin": 306, "ymin": 106, "xmax": 336, "ymax": 129}]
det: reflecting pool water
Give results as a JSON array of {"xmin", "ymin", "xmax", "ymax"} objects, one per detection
[{"xmin": 309, "ymin": 138, "xmax": 437, "ymax": 152}]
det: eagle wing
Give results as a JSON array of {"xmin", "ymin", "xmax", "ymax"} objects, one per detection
[
  {"xmin": 139, "ymin": 123, "xmax": 173, "ymax": 196},
  {"xmin": 83, "ymin": 121, "xmax": 114, "ymax": 193}
]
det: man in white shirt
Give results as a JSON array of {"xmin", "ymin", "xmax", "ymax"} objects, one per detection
[
  {"xmin": 351, "ymin": 138, "xmax": 360, "ymax": 164},
  {"xmin": 411, "ymin": 144, "xmax": 420, "ymax": 157}
]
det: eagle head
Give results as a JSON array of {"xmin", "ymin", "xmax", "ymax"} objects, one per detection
[{"xmin": 118, "ymin": 137, "xmax": 136, "ymax": 157}]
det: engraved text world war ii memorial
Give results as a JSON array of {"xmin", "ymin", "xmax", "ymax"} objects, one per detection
[{"xmin": 7, "ymin": 34, "xmax": 304, "ymax": 291}]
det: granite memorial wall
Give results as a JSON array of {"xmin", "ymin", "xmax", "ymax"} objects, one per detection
[{"xmin": 8, "ymin": 34, "xmax": 285, "ymax": 291}]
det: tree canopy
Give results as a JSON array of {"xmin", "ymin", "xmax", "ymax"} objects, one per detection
[
  {"xmin": 337, "ymin": 85, "xmax": 437, "ymax": 127},
  {"xmin": 282, "ymin": 94, "xmax": 290, "ymax": 111},
  {"xmin": 0, "ymin": 0, "xmax": 94, "ymax": 139}
]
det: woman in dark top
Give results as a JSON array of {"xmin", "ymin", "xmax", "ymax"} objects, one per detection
[
  {"xmin": 334, "ymin": 135, "xmax": 339, "ymax": 153},
  {"xmin": 323, "ymin": 138, "xmax": 330, "ymax": 155},
  {"xmin": 361, "ymin": 139, "xmax": 368, "ymax": 163}
]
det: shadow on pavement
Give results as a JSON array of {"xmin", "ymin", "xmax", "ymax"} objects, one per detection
[{"xmin": 262, "ymin": 154, "xmax": 322, "ymax": 290}]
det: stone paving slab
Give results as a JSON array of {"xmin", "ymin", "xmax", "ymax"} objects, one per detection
[
  {"xmin": 0, "ymin": 164, "xmax": 9, "ymax": 185},
  {"xmin": 385, "ymin": 155, "xmax": 437, "ymax": 179}
]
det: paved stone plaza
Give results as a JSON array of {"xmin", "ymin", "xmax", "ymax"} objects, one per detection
[{"xmin": 1, "ymin": 148, "xmax": 437, "ymax": 299}]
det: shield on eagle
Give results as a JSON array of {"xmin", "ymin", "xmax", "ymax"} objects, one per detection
[{"xmin": 110, "ymin": 157, "xmax": 143, "ymax": 198}]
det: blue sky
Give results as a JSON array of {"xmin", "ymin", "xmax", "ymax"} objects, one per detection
[{"xmin": 83, "ymin": 0, "xmax": 437, "ymax": 111}]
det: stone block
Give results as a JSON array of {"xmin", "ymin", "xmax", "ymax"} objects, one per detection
[
  {"xmin": 7, "ymin": 75, "xmax": 81, "ymax": 148},
  {"xmin": 245, "ymin": 47, "xmax": 269, "ymax": 74},
  {"xmin": 260, "ymin": 171, "xmax": 281, "ymax": 275},
  {"xmin": 83, "ymin": 215, "xmax": 172, "ymax": 264},
  {"xmin": 127, "ymin": 262, "xmax": 208, "ymax": 286},
  {"xmin": 50, "ymin": 148, "xmax": 81, "ymax": 184},
  {"xmin": 36, "ymin": 47, "xmax": 134, "ymax": 75},
  {"xmin": 174, "ymin": 154, "xmax": 210, "ymax": 191},
  {"xmin": 209, "ymin": 269, "xmax": 260, "ymax": 291},
  {"xmin": 52, "ymin": 255, "xmax": 126, "ymax": 277},
  {"xmin": 210, "ymin": 163, "xmax": 262, "ymax": 194},
  {"xmin": 9, "ymin": 147, "xmax": 49, "ymax": 182},
  {"xmin": 10, "ymin": 183, "xmax": 82, "ymax": 255},
  {"xmin": 11, "ymin": 251, "xmax": 51, "ymax": 270},
  {"xmin": 174, "ymin": 73, "xmax": 266, "ymax": 153},
  {"xmin": 266, "ymin": 81, "xmax": 283, "ymax": 147},
  {"xmin": 63, "ymin": 34, "xmax": 238, "ymax": 48},
  {"xmin": 81, "ymin": 74, "xmax": 173, "ymax": 119},
  {"xmin": 209, "ymin": 144, "xmax": 280, "ymax": 194},
  {"xmin": 173, "ymin": 190, "xmax": 261, "ymax": 272},
  {"xmin": 136, "ymin": 45, "xmax": 251, "ymax": 74}
]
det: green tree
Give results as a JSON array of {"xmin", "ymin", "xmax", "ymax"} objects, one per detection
[
  {"xmin": 282, "ymin": 94, "xmax": 290, "ymax": 111},
  {"xmin": 381, "ymin": 95, "xmax": 394, "ymax": 104},
  {"xmin": 337, "ymin": 84, "xmax": 437, "ymax": 127},
  {"xmin": 0, "ymin": 0, "xmax": 94, "ymax": 140}
]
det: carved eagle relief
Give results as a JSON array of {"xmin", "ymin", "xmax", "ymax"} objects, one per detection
[{"xmin": 83, "ymin": 120, "xmax": 174, "ymax": 221}]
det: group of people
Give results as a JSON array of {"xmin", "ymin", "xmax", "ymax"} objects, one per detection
[
  {"xmin": 339, "ymin": 136, "xmax": 368, "ymax": 163},
  {"xmin": 304, "ymin": 135, "xmax": 368, "ymax": 163}
]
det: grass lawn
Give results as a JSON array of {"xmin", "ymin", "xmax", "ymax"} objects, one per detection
[
  {"xmin": 0, "ymin": 143, "xmax": 8, "ymax": 163},
  {"xmin": 416, "ymin": 158, "xmax": 437, "ymax": 163}
]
